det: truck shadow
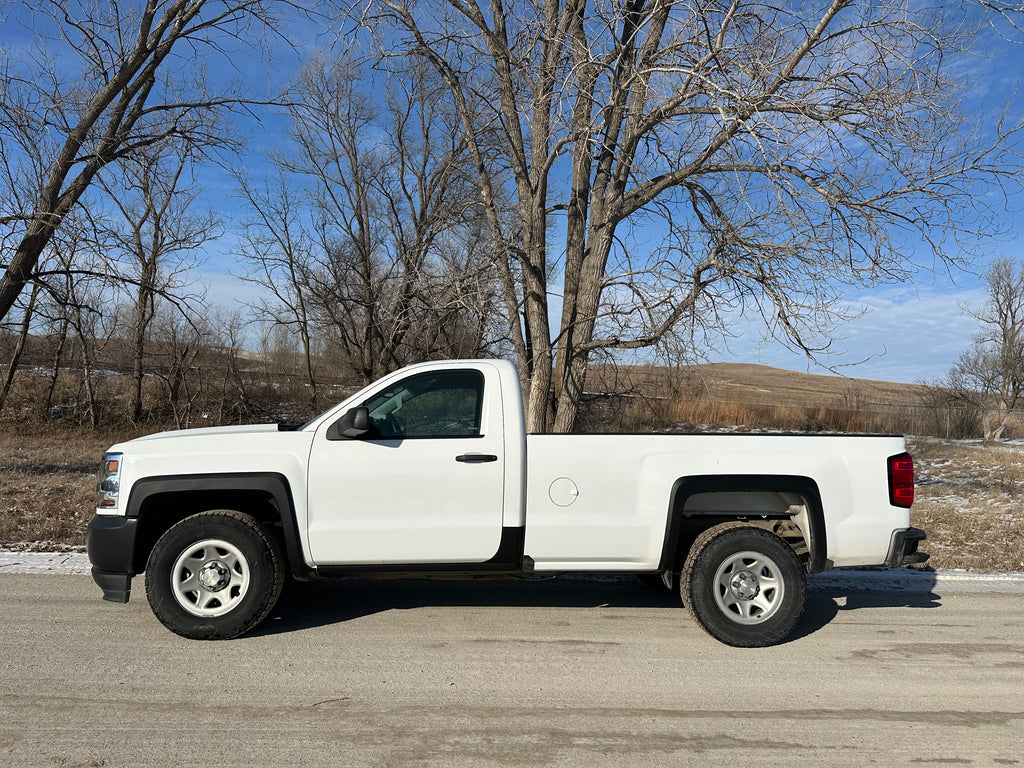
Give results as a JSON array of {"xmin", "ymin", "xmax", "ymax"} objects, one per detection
[
  {"xmin": 258, "ymin": 575, "xmax": 680, "ymax": 636},
  {"xmin": 792, "ymin": 583, "xmax": 942, "ymax": 641},
  {"xmin": 255, "ymin": 573, "xmax": 942, "ymax": 642}
]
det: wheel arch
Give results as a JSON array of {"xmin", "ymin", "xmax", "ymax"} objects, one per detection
[
  {"xmin": 659, "ymin": 474, "xmax": 830, "ymax": 575},
  {"xmin": 125, "ymin": 473, "xmax": 311, "ymax": 580}
]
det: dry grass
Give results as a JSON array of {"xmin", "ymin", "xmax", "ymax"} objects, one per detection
[
  {"xmin": 582, "ymin": 388, "xmax": 866, "ymax": 434},
  {"xmin": 661, "ymin": 398, "xmax": 865, "ymax": 433},
  {"xmin": 0, "ymin": 427, "xmax": 138, "ymax": 548},
  {"xmin": 908, "ymin": 437, "xmax": 1024, "ymax": 574}
]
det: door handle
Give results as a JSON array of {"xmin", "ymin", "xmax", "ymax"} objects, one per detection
[{"xmin": 456, "ymin": 453, "xmax": 498, "ymax": 463}]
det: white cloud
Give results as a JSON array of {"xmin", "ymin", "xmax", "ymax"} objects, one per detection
[{"xmin": 706, "ymin": 282, "xmax": 988, "ymax": 383}]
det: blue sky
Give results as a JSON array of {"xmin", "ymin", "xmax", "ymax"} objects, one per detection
[{"xmin": 714, "ymin": 283, "xmax": 995, "ymax": 383}]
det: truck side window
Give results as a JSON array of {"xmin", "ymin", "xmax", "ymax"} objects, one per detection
[{"xmin": 363, "ymin": 370, "xmax": 485, "ymax": 439}]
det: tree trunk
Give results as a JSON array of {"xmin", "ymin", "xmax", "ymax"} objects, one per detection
[
  {"xmin": 44, "ymin": 316, "xmax": 70, "ymax": 415},
  {"xmin": 519, "ymin": 197, "xmax": 554, "ymax": 433},
  {"xmin": 0, "ymin": 283, "xmax": 40, "ymax": 415},
  {"xmin": 129, "ymin": 270, "xmax": 155, "ymax": 423},
  {"xmin": 72, "ymin": 322, "xmax": 99, "ymax": 429},
  {"xmin": 552, "ymin": 221, "xmax": 616, "ymax": 433}
]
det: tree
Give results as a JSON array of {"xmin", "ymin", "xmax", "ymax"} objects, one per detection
[
  {"xmin": 946, "ymin": 257, "xmax": 1024, "ymax": 442},
  {"xmin": 374, "ymin": 61, "xmax": 503, "ymax": 366},
  {"xmin": 238, "ymin": 56, "xmax": 502, "ymax": 388},
  {"xmin": 235, "ymin": 167, "xmax": 323, "ymax": 406},
  {"xmin": 285, "ymin": 57, "xmax": 391, "ymax": 386},
  {"xmin": 366, "ymin": 0, "xmax": 1024, "ymax": 432},
  {"xmin": 0, "ymin": 214, "xmax": 115, "ymax": 423},
  {"xmin": 150, "ymin": 303, "xmax": 211, "ymax": 429},
  {"xmin": 0, "ymin": 0, "xmax": 284, "ymax": 324},
  {"xmin": 41, "ymin": 230, "xmax": 122, "ymax": 428},
  {"xmin": 103, "ymin": 142, "xmax": 220, "ymax": 423},
  {"xmin": 0, "ymin": 282, "xmax": 39, "ymax": 416}
]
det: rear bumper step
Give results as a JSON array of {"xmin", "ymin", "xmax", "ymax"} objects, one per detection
[{"xmin": 886, "ymin": 527, "xmax": 929, "ymax": 567}]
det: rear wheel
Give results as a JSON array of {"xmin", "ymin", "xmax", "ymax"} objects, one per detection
[
  {"xmin": 682, "ymin": 523, "xmax": 806, "ymax": 647},
  {"xmin": 145, "ymin": 510, "xmax": 284, "ymax": 640}
]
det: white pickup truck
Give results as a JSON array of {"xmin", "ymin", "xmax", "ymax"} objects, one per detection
[{"xmin": 87, "ymin": 358, "xmax": 927, "ymax": 647}]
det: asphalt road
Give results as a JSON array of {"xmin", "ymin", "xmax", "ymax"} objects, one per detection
[{"xmin": 1, "ymin": 573, "xmax": 1022, "ymax": 768}]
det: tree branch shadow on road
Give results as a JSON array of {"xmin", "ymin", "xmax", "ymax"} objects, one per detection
[{"xmin": 252, "ymin": 572, "xmax": 942, "ymax": 640}]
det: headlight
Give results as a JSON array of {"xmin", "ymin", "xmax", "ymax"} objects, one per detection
[{"xmin": 97, "ymin": 452, "xmax": 123, "ymax": 513}]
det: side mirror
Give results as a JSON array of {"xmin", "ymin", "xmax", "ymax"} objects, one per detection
[{"xmin": 327, "ymin": 406, "xmax": 370, "ymax": 440}]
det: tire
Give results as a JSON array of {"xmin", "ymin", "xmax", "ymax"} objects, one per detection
[
  {"xmin": 681, "ymin": 523, "xmax": 806, "ymax": 648},
  {"xmin": 145, "ymin": 510, "xmax": 285, "ymax": 640}
]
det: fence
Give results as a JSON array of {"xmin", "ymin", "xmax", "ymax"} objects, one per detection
[{"xmin": 864, "ymin": 402, "xmax": 1024, "ymax": 440}]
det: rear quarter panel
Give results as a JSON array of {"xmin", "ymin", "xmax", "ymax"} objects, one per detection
[{"xmin": 523, "ymin": 434, "xmax": 910, "ymax": 570}]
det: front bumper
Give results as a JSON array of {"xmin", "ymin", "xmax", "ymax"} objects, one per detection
[
  {"xmin": 86, "ymin": 515, "xmax": 139, "ymax": 603},
  {"xmin": 885, "ymin": 527, "xmax": 929, "ymax": 567}
]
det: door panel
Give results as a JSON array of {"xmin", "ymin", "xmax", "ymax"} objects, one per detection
[{"xmin": 306, "ymin": 367, "xmax": 505, "ymax": 564}]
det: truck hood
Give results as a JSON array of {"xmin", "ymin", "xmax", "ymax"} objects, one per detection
[
  {"xmin": 122, "ymin": 423, "xmax": 285, "ymax": 444},
  {"xmin": 105, "ymin": 422, "xmax": 314, "ymax": 486}
]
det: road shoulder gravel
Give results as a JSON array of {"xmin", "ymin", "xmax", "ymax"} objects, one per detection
[{"xmin": 2, "ymin": 549, "xmax": 1022, "ymax": 593}]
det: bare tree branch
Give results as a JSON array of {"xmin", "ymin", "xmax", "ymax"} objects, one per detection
[{"xmin": 361, "ymin": 0, "xmax": 1024, "ymax": 432}]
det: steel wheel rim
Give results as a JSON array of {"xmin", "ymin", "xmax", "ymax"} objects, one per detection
[
  {"xmin": 170, "ymin": 538, "xmax": 251, "ymax": 617},
  {"xmin": 712, "ymin": 549, "xmax": 785, "ymax": 625}
]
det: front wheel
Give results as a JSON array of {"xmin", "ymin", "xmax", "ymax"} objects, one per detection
[
  {"xmin": 682, "ymin": 524, "xmax": 806, "ymax": 647},
  {"xmin": 145, "ymin": 510, "xmax": 284, "ymax": 640}
]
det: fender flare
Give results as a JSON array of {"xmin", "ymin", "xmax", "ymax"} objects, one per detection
[
  {"xmin": 126, "ymin": 472, "xmax": 312, "ymax": 580},
  {"xmin": 659, "ymin": 474, "xmax": 830, "ymax": 574}
]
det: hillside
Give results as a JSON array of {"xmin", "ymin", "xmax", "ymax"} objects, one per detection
[
  {"xmin": 681, "ymin": 363, "xmax": 928, "ymax": 408},
  {"xmin": 579, "ymin": 361, "xmax": 933, "ymax": 435},
  {"xmin": 588, "ymin": 361, "xmax": 927, "ymax": 409}
]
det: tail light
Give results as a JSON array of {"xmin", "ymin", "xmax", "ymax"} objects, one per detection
[{"xmin": 888, "ymin": 452, "xmax": 914, "ymax": 508}]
